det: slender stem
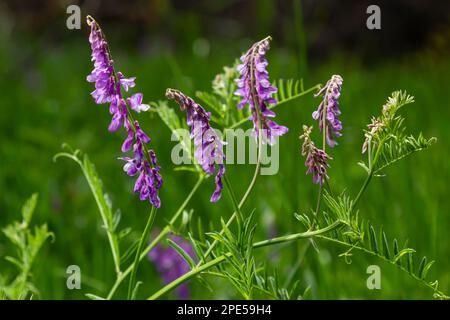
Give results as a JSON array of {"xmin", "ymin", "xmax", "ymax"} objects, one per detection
[
  {"xmin": 147, "ymin": 220, "xmax": 342, "ymax": 299},
  {"xmin": 223, "ymin": 175, "xmax": 243, "ymax": 236},
  {"xmin": 350, "ymin": 136, "xmax": 387, "ymax": 214},
  {"xmin": 310, "ymin": 96, "xmax": 328, "ymax": 229},
  {"xmin": 106, "ymin": 176, "xmax": 204, "ymax": 299},
  {"xmin": 350, "ymin": 172, "xmax": 372, "ymax": 213},
  {"xmin": 127, "ymin": 206, "xmax": 157, "ymax": 299}
]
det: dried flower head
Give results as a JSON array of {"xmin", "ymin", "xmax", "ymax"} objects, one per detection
[
  {"xmin": 362, "ymin": 116, "xmax": 384, "ymax": 154},
  {"xmin": 300, "ymin": 125, "xmax": 332, "ymax": 185},
  {"xmin": 234, "ymin": 37, "xmax": 288, "ymax": 145},
  {"xmin": 86, "ymin": 16, "xmax": 161, "ymax": 208},
  {"xmin": 313, "ymin": 75, "xmax": 343, "ymax": 147},
  {"xmin": 166, "ymin": 89, "xmax": 225, "ymax": 202}
]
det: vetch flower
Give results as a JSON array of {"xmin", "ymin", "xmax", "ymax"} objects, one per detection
[
  {"xmin": 86, "ymin": 16, "xmax": 162, "ymax": 208},
  {"xmin": 300, "ymin": 125, "xmax": 332, "ymax": 185},
  {"xmin": 313, "ymin": 75, "xmax": 343, "ymax": 147},
  {"xmin": 234, "ymin": 37, "xmax": 288, "ymax": 145},
  {"xmin": 119, "ymin": 120, "xmax": 162, "ymax": 208},
  {"xmin": 148, "ymin": 232, "xmax": 196, "ymax": 299},
  {"xmin": 166, "ymin": 88, "xmax": 225, "ymax": 202}
]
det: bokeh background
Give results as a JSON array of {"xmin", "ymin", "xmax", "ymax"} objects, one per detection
[{"xmin": 0, "ymin": 0, "xmax": 449, "ymax": 299}]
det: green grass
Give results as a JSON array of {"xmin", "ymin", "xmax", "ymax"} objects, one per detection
[{"xmin": 0, "ymin": 34, "xmax": 448, "ymax": 299}]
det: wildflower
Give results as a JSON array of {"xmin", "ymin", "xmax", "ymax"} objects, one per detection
[
  {"xmin": 313, "ymin": 75, "xmax": 343, "ymax": 147},
  {"xmin": 86, "ymin": 16, "xmax": 162, "ymax": 207},
  {"xmin": 166, "ymin": 89, "xmax": 225, "ymax": 203},
  {"xmin": 234, "ymin": 37, "xmax": 288, "ymax": 145},
  {"xmin": 148, "ymin": 232, "xmax": 196, "ymax": 299},
  {"xmin": 300, "ymin": 126, "xmax": 331, "ymax": 185}
]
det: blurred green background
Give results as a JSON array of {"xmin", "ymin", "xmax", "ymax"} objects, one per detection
[{"xmin": 0, "ymin": 0, "xmax": 449, "ymax": 299}]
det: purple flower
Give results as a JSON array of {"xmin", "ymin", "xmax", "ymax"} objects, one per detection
[
  {"xmin": 119, "ymin": 120, "xmax": 162, "ymax": 208},
  {"xmin": 148, "ymin": 232, "xmax": 196, "ymax": 299},
  {"xmin": 234, "ymin": 37, "xmax": 288, "ymax": 145},
  {"xmin": 313, "ymin": 75, "xmax": 343, "ymax": 147},
  {"xmin": 300, "ymin": 126, "xmax": 331, "ymax": 185},
  {"xmin": 86, "ymin": 16, "xmax": 162, "ymax": 207},
  {"xmin": 166, "ymin": 89, "xmax": 225, "ymax": 203}
]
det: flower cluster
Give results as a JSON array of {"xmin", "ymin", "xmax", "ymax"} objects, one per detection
[
  {"xmin": 86, "ymin": 16, "xmax": 161, "ymax": 208},
  {"xmin": 313, "ymin": 75, "xmax": 343, "ymax": 147},
  {"xmin": 148, "ymin": 232, "xmax": 196, "ymax": 299},
  {"xmin": 235, "ymin": 37, "xmax": 288, "ymax": 145},
  {"xmin": 300, "ymin": 126, "xmax": 331, "ymax": 185},
  {"xmin": 166, "ymin": 89, "xmax": 225, "ymax": 202}
]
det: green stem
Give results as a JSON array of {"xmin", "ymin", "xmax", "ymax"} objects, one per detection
[
  {"xmin": 106, "ymin": 176, "xmax": 204, "ymax": 299},
  {"xmin": 223, "ymin": 175, "xmax": 244, "ymax": 236},
  {"xmin": 147, "ymin": 220, "xmax": 342, "ymax": 299},
  {"xmin": 127, "ymin": 206, "xmax": 157, "ymax": 299},
  {"xmin": 350, "ymin": 136, "xmax": 387, "ymax": 213}
]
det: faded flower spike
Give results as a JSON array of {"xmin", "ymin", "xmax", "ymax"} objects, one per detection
[
  {"xmin": 86, "ymin": 16, "xmax": 161, "ymax": 208},
  {"xmin": 235, "ymin": 37, "xmax": 288, "ymax": 145},
  {"xmin": 300, "ymin": 125, "xmax": 331, "ymax": 185},
  {"xmin": 362, "ymin": 117, "xmax": 384, "ymax": 154},
  {"xmin": 166, "ymin": 89, "xmax": 225, "ymax": 202},
  {"xmin": 313, "ymin": 75, "xmax": 343, "ymax": 147},
  {"xmin": 148, "ymin": 231, "xmax": 196, "ymax": 299}
]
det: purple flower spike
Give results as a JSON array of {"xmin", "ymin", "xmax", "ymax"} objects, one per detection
[
  {"xmin": 234, "ymin": 37, "xmax": 288, "ymax": 145},
  {"xmin": 166, "ymin": 89, "xmax": 225, "ymax": 203},
  {"xmin": 300, "ymin": 126, "xmax": 332, "ymax": 185},
  {"xmin": 86, "ymin": 16, "xmax": 162, "ymax": 208},
  {"xmin": 313, "ymin": 75, "xmax": 343, "ymax": 147},
  {"xmin": 148, "ymin": 231, "xmax": 196, "ymax": 299}
]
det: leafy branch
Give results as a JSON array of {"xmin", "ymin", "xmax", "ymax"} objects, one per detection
[
  {"xmin": 0, "ymin": 194, "xmax": 54, "ymax": 299},
  {"xmin": 54, "ymin": 146, "xmax": 122, "ymax": 275}
]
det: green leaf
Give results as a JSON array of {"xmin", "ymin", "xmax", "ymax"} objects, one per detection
[
  {"xmin": 381, "ymin": 230, "xmax": 390, "ymax": 260},
  {"xmin": 417, "ymin": 256, "xmax": 427, "ymax": 279},
  {"xmin": 392, "ymin": 248, "xmax": 416, "ymax": 264},
  {"xmin": 374, "ymin": 134, "xmax": 436, "ymax": 174},
  {"xmin": 421, "ymin": 260, "xmax": 435, "ymax": 280},
  {"xmin": 167, "ymin": 238, "xmax": 196, "ymax": 269},
  {"xmin": 85, "ymin": 293, "xmax": 106, "ymax": 300},
  {"xmin": 21, "ymin": 193, "xmax": 38, "ymax": 226},
  {"xmin": 368, "ymin": 225, "xmax": 379, "ymax": 254},
  {"xmin": 196, "ymin": 91, "xmax": 225, "ymax": 118}
]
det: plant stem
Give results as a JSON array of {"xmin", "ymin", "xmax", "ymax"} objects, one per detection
[
  {"xmin": 198, "ymin": 91, "xmax": 264, "ymax": 265},
  {"xmin": 127, "ymin": 206, "xmax": 157, "ymax": 299},
  {"xmin": 223, "ymin": 175, "xmax": 243, "ymax": 236},
  {"xmin": 350, "ymin": 136, "xmax": 387, "ymax": 213},
  {"xmin": 106, "ymin": 176, "xmax": 204, "ymax": 299},
  {"xmin": 147, "ymin": 220, "xmax": 342, "ymax": 299}
]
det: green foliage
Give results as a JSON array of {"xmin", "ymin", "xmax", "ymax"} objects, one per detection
[
  {"xmin": 208, "ymin": 213, "xmax": 258, "ymax": 299},
  {"xmin": 272, "ymin": 79, "xmax": 305, "ymax": 103},
  {"xmin": 315, "ymin": 218, "xmax": 449, "ymax": 299},
  {"xmin": 0, "ymin": 194, "xmax": 53, "ymax": 300},
  {"xmin": 196, "ymin": 61, "xmax": 243, "ymax": 127},
  {"xmin": 360, "ymin": 91, "xmax": 436, "ymax": 174},
  {"xmin": 53, "ymin": 146, "xmax": 122, "ymax": 275}
]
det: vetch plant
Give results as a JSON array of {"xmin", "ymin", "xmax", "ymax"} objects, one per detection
[{"xmin": 49, "ymin": 17, "xmax": 448, "ymax": 300}]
